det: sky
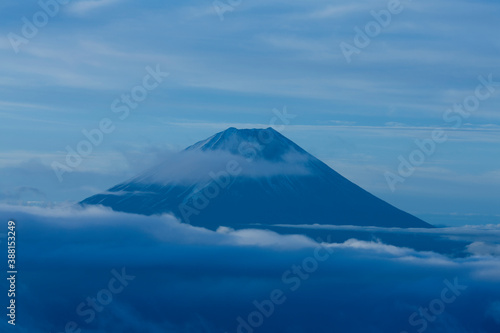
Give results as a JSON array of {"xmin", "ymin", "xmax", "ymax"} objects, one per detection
[{"xmin": 0, "ymin": 0, "xmax": 499, "ymax": 226}]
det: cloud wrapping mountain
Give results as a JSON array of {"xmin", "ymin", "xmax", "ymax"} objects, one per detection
[{"xmin": 81, "ymin": 128, "xmax": 432, "ymax": 229}]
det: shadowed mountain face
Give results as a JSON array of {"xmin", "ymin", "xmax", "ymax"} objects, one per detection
[{"xmin": 80, "ymin": 127, "xmax": 433, "ymax": 230}]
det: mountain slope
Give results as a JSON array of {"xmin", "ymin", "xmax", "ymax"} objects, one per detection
[{"xmin": 80, "ymin": 127, "xmax": 433, "ymax": 229}]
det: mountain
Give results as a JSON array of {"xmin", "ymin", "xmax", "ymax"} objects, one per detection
[{"xmin": 80, "ymin": 127, "xmax": 433, "ymax": 230}]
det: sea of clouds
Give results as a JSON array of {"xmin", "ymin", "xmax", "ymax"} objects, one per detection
[{"xmin": 0, "ymin": 204, "xmax": 499, "ymax": 333}]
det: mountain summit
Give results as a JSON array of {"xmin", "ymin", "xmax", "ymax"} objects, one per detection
[
  {"xmin": 81, "ymin": 127, "xmax": 432, "ymax": 229},
  {"xmin": 186, "ymin": 127, "xmax": 307, "ymax": 161}
]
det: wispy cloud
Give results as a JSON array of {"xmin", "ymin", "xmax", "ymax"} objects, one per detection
[
  {"xmin": 306, "ymin": 4, "xmax": 367, "ymax": 19},
  {"xmin": 67, "ymin": 0, "xmax": 123, "ymax": 15}
]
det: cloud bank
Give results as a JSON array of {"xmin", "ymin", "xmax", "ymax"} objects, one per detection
[{"xmin": 0, "ymin": 205, "xmax": 499, "ymax": 333}]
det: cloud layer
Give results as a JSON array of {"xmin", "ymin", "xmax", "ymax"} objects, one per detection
[{"xmin": 0, "ymin": 205, "xmax": 499, "ymax": 332}]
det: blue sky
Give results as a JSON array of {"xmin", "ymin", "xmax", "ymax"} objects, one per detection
[{"xmin": 0, "ymin": 0, "xmax": 499, "ymax": 226}]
